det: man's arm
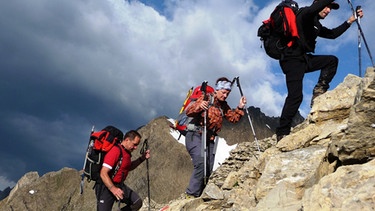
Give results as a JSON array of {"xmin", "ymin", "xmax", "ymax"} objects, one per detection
[
  {"xmin": 185, "ymin": 95, "xmax": 206, "ymax": 117},
  {"xmin": 100, "ymin": 166, "xmax": 116, "ymax": 191},
  {"xmin": 99, "ymin": 146, "xmax": 125, "ymax": 200},
  {"xmin": 222, "ymin": 101, "xmax": 245, "ymax": 123},
  {"xmin": 320, "ymin": 10, "xmax": 363, "ymax": 39},
  {"xmin": 100, "ymin": 166, "xmax": 124, "ymax": 200},
  {"xmin": 319, "ymin": 23, "xmax": 350, "ymax": 39},
  {"xmin": 129, "ymin": 149, "xmax": 150, "ymax": 171}
]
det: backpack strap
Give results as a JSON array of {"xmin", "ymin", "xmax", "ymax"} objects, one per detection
[
  {"xmin": 283, "ymin": 6, "xmax": 299, "ymax": 47},
  {"xmin": 295, "ymin": 7, "xmax": 307, "ymax": 53},
  {"xmin": 111, "ymin": 144, "xmax": 123, "ymax": 181}
]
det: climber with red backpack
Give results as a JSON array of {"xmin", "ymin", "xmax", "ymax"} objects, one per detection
[
  {"xmin": 275, "ymin": 0, "xmax": 364, "ymax": 142},
  {"xmin": 183, "ymin": 77, "xmax": 246, "ymax": 198},
  {"xmin": 94, "ymin": 129, "xmax": 150, "ymax": 211}
]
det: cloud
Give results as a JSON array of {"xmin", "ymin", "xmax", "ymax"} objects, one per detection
[{"xmin": 0, "ymin": 0, "xmax": 374, "ymax": 190}]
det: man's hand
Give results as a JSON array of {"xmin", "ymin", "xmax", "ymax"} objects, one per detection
[
  {"xmin": 356, "ymin": 6, "xmax": 363, "ymax": 18},
  {"xmin": 141, "ymin": 149, "xmax": 151, "ymax": 160},
  {"xmin": 238, "ymin": 96, "xmax": 247, "ymax": 109},
  {"xmin": 348, "ymin": 7, "xmax": 363, "ymax": 24},
  {"xmin": 199, "ymin": 100, "xmax": 209, "ymax": 110},
  {"xmin": 109, "ymin": 185, "xmax": 124, "ymax": 200}
]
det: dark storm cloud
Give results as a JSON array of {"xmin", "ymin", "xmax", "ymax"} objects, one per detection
[{"xmin": 0, "ymin": 1, "xmax": 153, "ymax": 188}]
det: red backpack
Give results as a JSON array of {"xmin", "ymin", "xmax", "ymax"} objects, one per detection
[
  {"xmin": 257, "ymin": 0, "xmax": 300, "ymax": 60},
  {"xmin": 174, "ymin": 84, "xmax": 215, "ymax": 137},
  {"xmin": 82, "ymin": 126, "xmax": 124, "ymax": 182}
]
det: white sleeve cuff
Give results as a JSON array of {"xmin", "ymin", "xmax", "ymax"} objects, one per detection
[{"xmin": 102, "ymin": 163, "xmax": 112, "ymax": 170}]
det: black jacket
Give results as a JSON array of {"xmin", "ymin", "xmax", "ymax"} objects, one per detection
[{"xmin": 297, "ymin": 0, "xmax": 351, "ymax": 53}]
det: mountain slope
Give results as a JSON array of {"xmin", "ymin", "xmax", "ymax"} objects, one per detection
[
  {"xmin": 0, "ymin": 108, "xmax": 280, "ymax": 210},
  {"xmin": 1, "ymin": 67, "xmax": 374, "ymax": 211},
  {"xmin": 163, "ymin": 67, "xmax": 375, "ymax": 210}
]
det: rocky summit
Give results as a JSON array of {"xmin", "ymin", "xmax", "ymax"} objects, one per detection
[
  {"xmin": 163, "ymin": 67, "xmax": 375, "ymax": 211},
  {"xmin": 0, "ymin": 67, "xmax": 374, "ymax": 211}
]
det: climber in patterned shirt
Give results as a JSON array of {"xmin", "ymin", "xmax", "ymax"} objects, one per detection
[{"xmin": 184, "ymin": 77, "xmax": 246, "ymax": 198}]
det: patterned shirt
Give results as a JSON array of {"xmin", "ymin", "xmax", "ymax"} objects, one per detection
[{"xmin": 185, "ymin": 94, "xmax": 244, "ymax": 140}]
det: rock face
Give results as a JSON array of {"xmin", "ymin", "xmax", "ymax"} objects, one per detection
[
  {"xmin": 163, "ymin": 67, "xmax": 375, "ymax": 210},
  {"xmin": 0, "ymin": 67, "xmax": 374, "ymax": 211},
  {"xmin": 0, "ymin": 117, "xmax": 195, "ymax": 211},
  {"xmin": 0, "ymin": 168, "xmax": 97, "ymax": 211},
  {"xmin": 220, "ymin": 106, "xmax": 304, "ymax": 146},
  {"xmin": 0, "ymin": 93, "xmax": 282, "ymax": 210}
]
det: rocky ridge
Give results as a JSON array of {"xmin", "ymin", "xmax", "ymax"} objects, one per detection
[
  {"xmin": 162, "ymin": 67, "xmax": 375, "ymax": 210},
  {"xmin": 0, "ymin": 67, "xmax": 374, "ymax": 211}
]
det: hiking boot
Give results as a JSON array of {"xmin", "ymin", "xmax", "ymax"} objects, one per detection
[
  {"xmin": 276, "ymin": 135, "xmax": 287, "ymax": 142},
  {"xmin": 184, "ymin": 193, "xmax": 197, "ymax": 199},
  {"xmin": 310, "ymin": 86, "xmax": 327, "ymax": 108}
]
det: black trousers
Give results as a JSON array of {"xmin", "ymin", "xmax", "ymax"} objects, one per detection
[
  {"xmin": 95, "ymin": 182, "xmax": 143, "ymax": 211},
  {"xmin": 276, "ymin": 54, "xmax": 338, "ymax": 136}
]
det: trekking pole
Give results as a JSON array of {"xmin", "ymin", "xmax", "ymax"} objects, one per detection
[
  {"xmin": 347, "ymin": 1, "xmax": 374, "ymax": 68},
  {"xmin": 212, "ymin": 136, "xmax": 219, "ymax": 167},
  {"xmin": 140, "ymin": 139, "xmax": 151, "ymax": 211},
  {"xmin": 200, "ymin": 81, "xmax": 209, "ymax": 185},
  {"xmin": 356, "ymin": 6, "xmax": 362, "ymax": 77},
  {"xmin": 230, "ymin": 77, "xmax": 236, "ymax": 87},
  {"xmin": 80, "ymin": 125, "xmax": 95, "ymax": 194},
  {"xmin": 234, "ymin": 77, "xmax": 261, "ymax": 152}
]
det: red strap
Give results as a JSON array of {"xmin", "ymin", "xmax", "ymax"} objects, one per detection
[{"xmin": 283, "ymin": 7, "xmax": 299, "ymax": 47}]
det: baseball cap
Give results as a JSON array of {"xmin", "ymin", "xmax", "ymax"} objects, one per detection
[{"xmin": 313, "ymin": 0, "xmax": 340, "ymax": 10}]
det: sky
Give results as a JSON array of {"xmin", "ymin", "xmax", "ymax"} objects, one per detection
[{"xmin": 0, "ymin": 0, "xmax": 374, "ymax": 190}]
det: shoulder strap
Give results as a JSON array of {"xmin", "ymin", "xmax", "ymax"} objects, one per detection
[
  {"xmin": 111, "ymin": 144, "xmax": 123, "ymax": 180},
  {"xmin": 295, "ymin": 7, "xmax": 308, "ymax": 52}
]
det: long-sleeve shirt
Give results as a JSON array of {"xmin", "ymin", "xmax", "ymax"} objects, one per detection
[
  {"xmin": 185, "ymin": 94, "xmax": 244, "ymax": 140},
  {"xmin": 297, "ymin": 0, "xmax": 351, "ymax": 53}
]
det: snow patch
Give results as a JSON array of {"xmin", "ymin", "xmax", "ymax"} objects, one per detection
[{"xmin": 168, "ymin": 118, "xmax": 236, "ymax": 170}]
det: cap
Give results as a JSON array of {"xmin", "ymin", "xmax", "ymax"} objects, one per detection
[
  {"xmin": 313, "ymin": 0, "xmax": 340, "ymax": 10},
  {"xmin": 329, "ymin": 1, "xmax": 339, "ymax": 10}
]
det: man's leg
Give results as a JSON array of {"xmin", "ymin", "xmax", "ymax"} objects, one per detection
[
  {"xmin": 95, "ymin": 182, "xmax": 116, "ymax": 211},
  {"xmin": 306, "ymin": 55, "xmax": 338, "ymax": 107},
  {"xmin": 120, "ymin": 185, "xmax": 143, "ymax": 211},
  {"xmin": 185, "ymin": 131, "xmax": 204, "ymax": 197},
  {"xmin": 277, "ymin": 79, "xmax": 304, "ymax": 138},
  {"xmin": 208, "ymin": 140, "xmax": 215, "ymax": 176},
  {"xmin": 276, "ymin": 57, "xmax": 306, "ymax": 141}
]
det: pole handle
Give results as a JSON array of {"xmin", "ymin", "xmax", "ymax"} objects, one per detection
[
  {"xmin": 201, "ymin": 80, "xmax": 208, "ymax": 100},
  {"xmin": 347, "ymin": 2, "xmax": 375, "ymax": 67},
  {"xmin": 140, "ymin": 139, "xmax": 149, "ymax": 154},
  {"xmin": 235, "ymin": 76, "xmax": 244, "ymax": 97}
]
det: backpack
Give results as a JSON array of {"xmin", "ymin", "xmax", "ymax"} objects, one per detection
[
  {"xmin": 173, "ymin": 83, "xmax": 215, "ymax": 138},
  {"xmin": 257, "ymin": 0, "xmax": 299, "ymax": 60},
  {"xmin": 82, "ymin": 125, "xmax": 124, "ymax": 182}
]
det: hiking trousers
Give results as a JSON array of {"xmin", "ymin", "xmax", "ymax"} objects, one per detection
[
  {"xmin": 276, "ymin": 54, "xmax": 338, "ymax": 136},
  {"xmin": 185, "ymin": 131, "xmax": 215, "ymax": 197},
  {"xmin": 95, "ymin": 182, "xmax": 143, "ymax": 211}
]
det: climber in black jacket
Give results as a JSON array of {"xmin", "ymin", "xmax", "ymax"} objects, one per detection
[{"xmin": 276, "ymin": 0, "xmax": 363, "ymax": 142}]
